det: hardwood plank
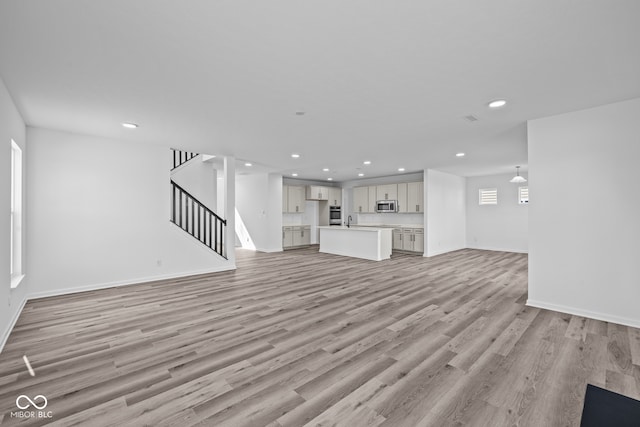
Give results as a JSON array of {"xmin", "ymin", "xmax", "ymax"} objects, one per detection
[{"xmin": 0, "ymin": 247, "xmax": 638, "ymax": 426}]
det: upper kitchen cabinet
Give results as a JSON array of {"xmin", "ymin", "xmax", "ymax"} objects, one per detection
[
  {"xmin": 397, "ymin": 183, "xmax": 408, "ymax": 213},
  {"xmin": 285, "ymin": 185, "xmax": 305, "ymax": 213},
  {"xmin": 282, "ymin": 185, "xmax": 289, "ymax": 212},
  {"xmin": 352, "ymin": 186, "xmax": 369, "ymax": 213},
  {"xmin": 368, "ymin": 186, "xmax": 377, "ymax": 212},
  {"xmin": 353, "ymin": 186, "xmax": 377, "ymax": 213},
  {"xmin": 328, "ymin": 187, "xmax": 342, "ymax": 206},
  {"xmin": 407, "ymin": 182, "xmax": 424, "ymax": 213},
  {"xmin": 376, "ymin": 184, "xmax": 398, "ymax": 201},
  {"xmin": 306, "ymin": 185, "xmax": 329, "ymax": 201}
]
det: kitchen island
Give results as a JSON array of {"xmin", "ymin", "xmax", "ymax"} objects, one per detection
[{"xmin": 318, "ymin": 226, "xmax": 393, "ymax": 261}]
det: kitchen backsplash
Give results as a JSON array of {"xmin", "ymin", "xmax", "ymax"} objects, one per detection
[{"xmin": 356, "ymin": 213, "xmax": 424, "ymax": 226}]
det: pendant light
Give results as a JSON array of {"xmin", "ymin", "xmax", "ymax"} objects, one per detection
[{"xmin": 510, "ymin": 166, "xmax": 527, "ymax": 183}]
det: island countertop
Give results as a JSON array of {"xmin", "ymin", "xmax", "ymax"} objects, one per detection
[
  {"xmin": 317, "ymin": 226, "xmax": 391, "ymax": 232},
  {"xmin": 318, "ymin": 226, "xmax": 392, "ymax": 261}
]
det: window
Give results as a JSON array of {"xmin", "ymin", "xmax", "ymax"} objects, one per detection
[
  {"xmin": 479, "ymin": 188, "xmax": 497, "ymax": 205},
  {"xmin": 11, "ymin": 139, "xmax": 23, "ymax": 287},
  {"xmin": 518, "ymin": 186, "xmax": 529, "ymax": 204}
]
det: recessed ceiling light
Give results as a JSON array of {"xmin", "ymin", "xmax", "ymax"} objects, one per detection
[
  {"xmin": 456, "ymin": 152, "xmax": 465, "ymax": 157},
  {"xmin": 291, "ymin": 173, "xmax": 298, "ymax": 177},
  {"xmin": 323, "ymin": 168, "xmax": 329, "ymax": 172},
  {"xmin": 358, "ymin": 173, "xmax": 364, "ymax": 177},
  {"xmin": 291, "ymin": 153, "xmax": 300, "ymax": 158},
  {"xmin": 363, "ymin": 161, "xmax": 371, "ymax": 165},
  {"xmin": 398, "ymin": 168, "xmax": 405, "ymax": 172},
  {"xmin": 488, "ymin": 99, "xmax": 507, "ymax": 108},
  {"xmin": 327, "ymin": 178, "xmax": 333, "ymax": 181},
  {"xmin": 245, "ymin": 162, "xmax": 252, "ymax": 167},
  {"xmin": 122, "ymin": 122, "xmax": 138, "ymax": 129}
]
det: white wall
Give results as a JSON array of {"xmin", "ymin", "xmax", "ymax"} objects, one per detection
[
  {"xmin": 236, "ymin": 172, "xmax": 283, "ymax": 252},
  {"xmin": 25, "ymin": 127, "xmax": 235, "ymax": 299},
  {"xmin": 466, "ymin": 173, "xmax": 528, "ymax": 253},
  {"xmin": 0, "ymin": 77, "xmax": 28, "ymax": 352},
  {"xmin": 528, "ymin": 97, "xmax": 640, "ymax": 328},
  {"xmin": 425, "ymin": 169, "xmax": 466, "ymax": 257}
]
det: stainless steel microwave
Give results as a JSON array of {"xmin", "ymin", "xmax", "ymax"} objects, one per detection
[{"xmin": 376, "ymin": 200, "xmax": 398, "ymax": 213}]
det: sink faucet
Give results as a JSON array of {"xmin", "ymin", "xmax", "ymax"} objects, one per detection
[{"xmin": 347, "ymin": 215, "xmax": 352, "ymax": 228}]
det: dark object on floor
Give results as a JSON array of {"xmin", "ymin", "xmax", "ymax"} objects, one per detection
[{"xmin": 580, "ymin": 384, "xmax": 640, "ymax": 427}]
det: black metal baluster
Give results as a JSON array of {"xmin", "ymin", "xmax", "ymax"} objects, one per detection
[
  {"xmin": 169, "ymin": 179, "xmax": 226, "ymax": 258},
  {"xmin": 206, "ymin": 213, "xmax": 210, "ymax": 248},
  {"xmin": 171, "ymin": 183, "xmax": 176, "ymax": 223},
  {"xmin": 214, "ymin": 217, "xmax": 218, "ymax": 253}
]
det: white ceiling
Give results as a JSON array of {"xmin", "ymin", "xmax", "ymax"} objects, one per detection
[{"xmin": 1, "ymin": 1, "xmax": 639, "ymax": 181}]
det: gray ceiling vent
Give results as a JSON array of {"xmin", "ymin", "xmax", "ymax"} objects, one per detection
[{"xmin": 463, "ymin": 115, "xmax": 479, "ymax": 122}]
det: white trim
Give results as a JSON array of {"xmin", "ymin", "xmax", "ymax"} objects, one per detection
[
  {"xmin": 256, "ymin": 247, "xmax": 284, "ymax": 253},
  {"xmin": 0, "ymin": 297, "xmax": 27, "ymax": 354},
  {"xmin": 28, "ymin": 264, "xmax": 236, "ymax": 300},
  {"xmin": 10, "ymin": 274, "xmax": 25, "ymax": 289},
  {"xmin": 425, "ymin": 246, "xmax": 528, "ymax": 257},
  {"xmin": 424, "ymin": 247, "xmax": 466, "ymax": 257},
  {"xmin": 466, "ymin": 245, "xmax": 528, "ymax": 254},
  {"xmin": 526, "ymin": 299, "xmax": 640, "ymax": 329},
  {"xmin": 1, "ymin": 266, "xmax": 236, "ymax": 353}
]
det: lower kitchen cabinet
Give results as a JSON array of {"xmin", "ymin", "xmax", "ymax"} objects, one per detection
[
  {"xmin": 393, "ymin": 229, "xmax": 404, "ymax": 251},
  {"xmin": 283, "ymin": 226, "xmax": 311, "ymax": 249},
  {"xmin": 395, "ymin": 227, "xmax": 424, "ymax": 254},
  {"xmin": 283, "ymin": 226, "xmax": 294, "ymax": 247}
]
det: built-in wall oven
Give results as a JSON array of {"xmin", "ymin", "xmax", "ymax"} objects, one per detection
[{"xmin": 329, "ymin": 206, "xmax": 342, "ymax": 225}]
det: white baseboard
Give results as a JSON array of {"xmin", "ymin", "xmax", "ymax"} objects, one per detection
[
  {"xmin": 424, "ymin": 246, "xmax": 466, "ymax": 257},
  {"xmin": 526, "ymin": 299, "xmax": 640, "ymax": 329},
  {"xmin": 0, "ymin": 297, "xmax": 27, "ymax": 354},
  {"xmin": 466, "ymin": 245, "xmax": 528, "ymax": 254},
  {"xmin": 255, "ymin": 247, "xmax": 284, "ymax": 253},
  {"xmin": 28, "ymin": 264, "xmax": 236, "ymax": 300},
  {"xmin": 425, "ymin": 246, "xmax": 528, "ymax": 257},
  {"xmin": 1, "ymin": 265, "xmax": 236, "ymax": 353}
]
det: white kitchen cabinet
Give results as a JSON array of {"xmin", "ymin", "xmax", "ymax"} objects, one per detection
[
  {"xmin": 282, "ymin": 185, "xmax": 289, "ymax": 213},
  {"xmin": 368, "ymin": 186, "xmax": 377, "ymax": 212},
  {"xmin": 400, "ymin": 228, "xmax": 424, "ymax": 253},
  {"xmin": 393, "ymin": 229, "xmax": 403, "ymax": 250},
  {"xmin": 283, "ymin": 225, "xmax": 311, "ymax": 248},
  {"xmin": 301, "ymin": 226, "xmax": 311, "ymax": 245},
  {"xmin": 413, "ymin": 229, "xmax": 424, "ymax": 253},
  {"xmin": 328, "ymin": 187, "xmax": 342, "ymax": 206},
  {"xmin": 407, "ymin": 182, "xmax": 424, "ymax": 213},
  {"xmin": 283, "ymin": 226, "xmax": 294, "ymax": 248},
  {"xmin": 287, "ymin": 186, "xmax": 305, "ymax": 213},
  {"xmin": 306, "ymin": 185, "xmax": 329, "ymax": 201},
  {"xmin": 376, "ymin": 184, "xmax": 398, "ymax": 201},
  {"xmin": 397, "ymin": 183, "xmax": 408, "ymax": 213},
  {"xmin": 353, "ymin": 186, "xmax": 369, "ymax": 213},
  {"xmin": 402, "ymin": 228, "xmax": 415, "ymax": 251},
  {"xmin": 292, "ymin": 226, "xmax": 303, "ymax": 246}
]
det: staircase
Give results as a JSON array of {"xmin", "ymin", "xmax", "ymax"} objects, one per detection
[
  {"xmin": 171, "ymin": 149, "xmax": 199, "ymax": 170},
  {"xmin": 170, "ymin": 149, "xmax": 227, "ymax": 259}
]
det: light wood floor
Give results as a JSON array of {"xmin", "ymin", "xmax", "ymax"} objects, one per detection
[{"xmin": 1, "ymin": 247, "xmax": 639, "ymax": 426}]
